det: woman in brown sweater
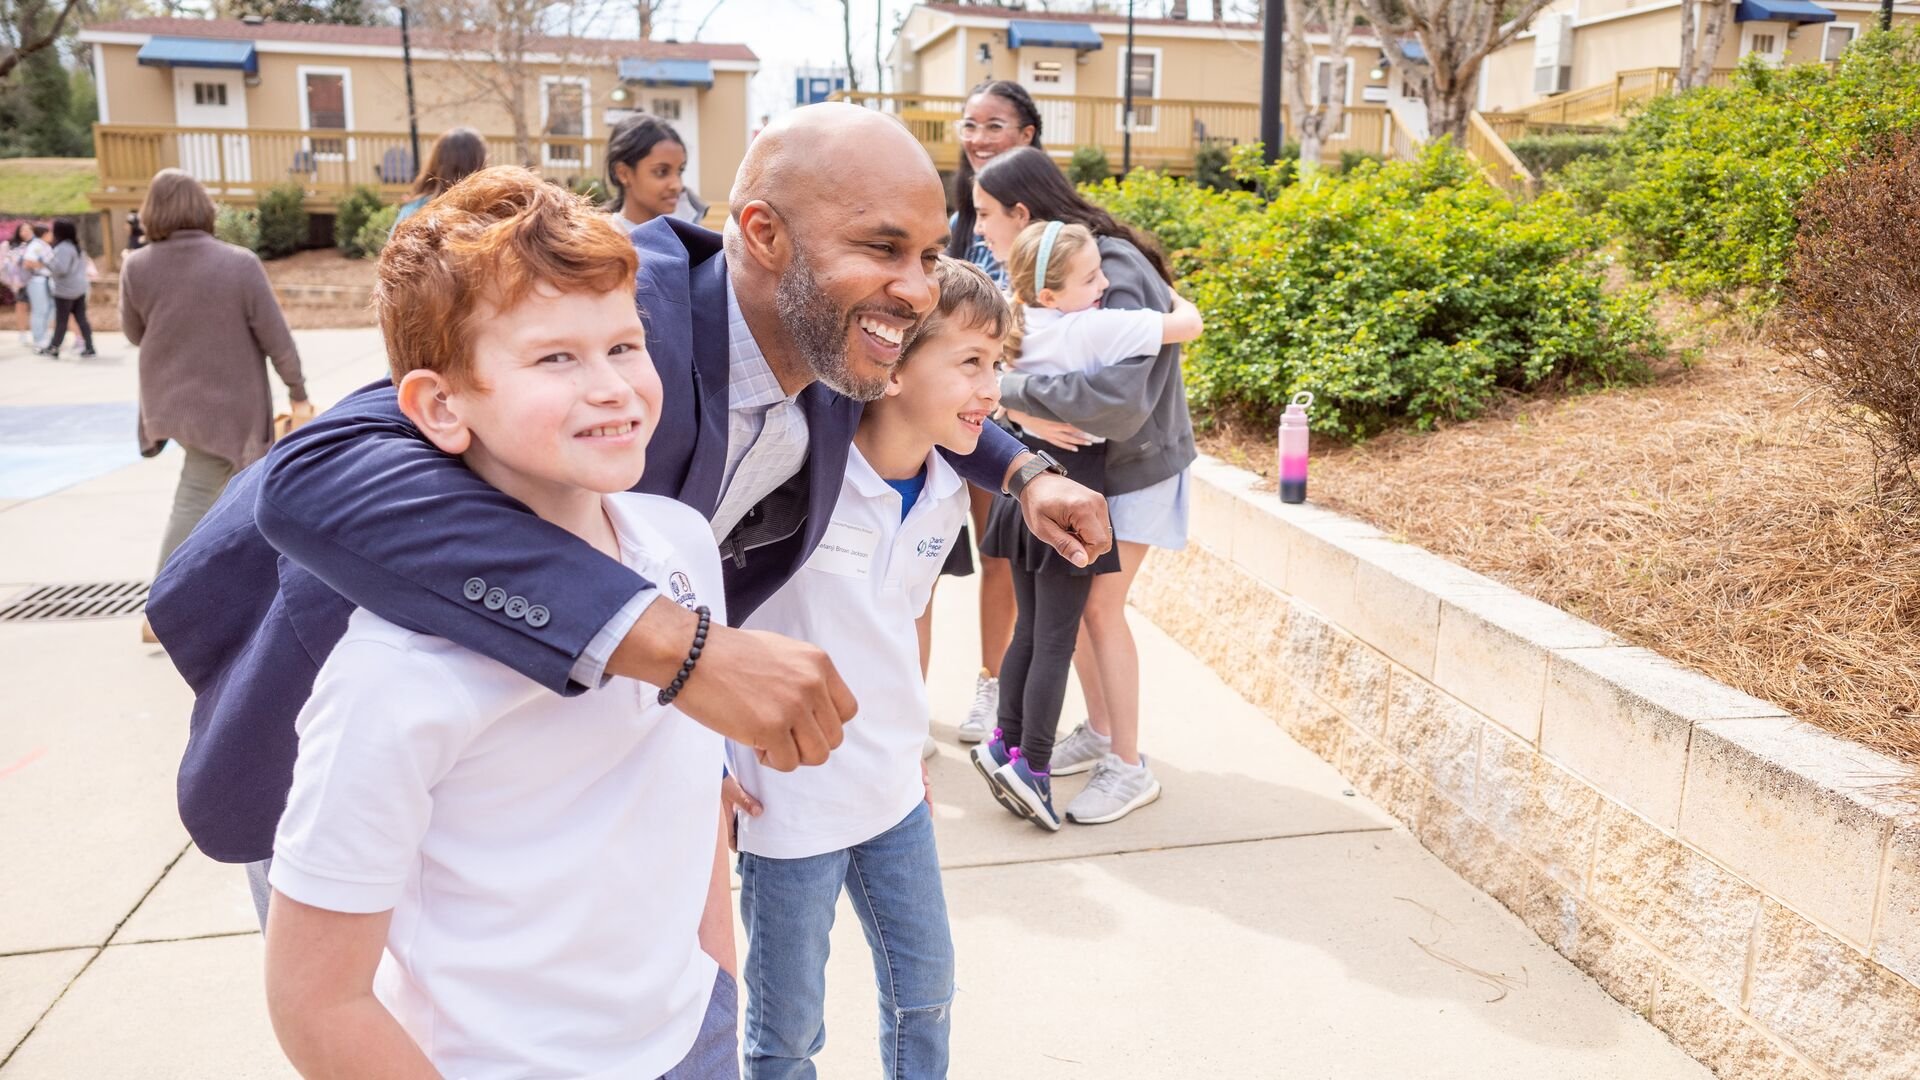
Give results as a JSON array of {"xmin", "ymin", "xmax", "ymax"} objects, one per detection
[{"xmin": 120, "ymin": 169, "xmax": 311, "ymax": 585}]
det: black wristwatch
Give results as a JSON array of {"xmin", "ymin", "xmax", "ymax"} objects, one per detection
[{"xmin": 1005, "ymin": 450, "xmax": 1068, "ymax": 500}]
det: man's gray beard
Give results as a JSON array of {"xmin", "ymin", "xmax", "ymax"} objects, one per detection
[{"xmin": 772, "ymin": 244, "xmax": 895, "ymax": 403}]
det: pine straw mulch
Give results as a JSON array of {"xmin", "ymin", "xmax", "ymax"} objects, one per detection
[{"xmin": 1197, "ymin": 324, "xmax": 1920, "ymax": 782}]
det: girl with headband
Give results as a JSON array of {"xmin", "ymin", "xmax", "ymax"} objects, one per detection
[{"xmin": 971, "ymin": 220, "xmax": 1203, "ymax": 830}]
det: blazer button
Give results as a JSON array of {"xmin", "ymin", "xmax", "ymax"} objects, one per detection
[
  {"xmin": 504, "ymin": 596, "xmax": 529, "ymax": 620},
  {"xmin": 525, "ymin": 605, "xmax": 551, "ymax": 628},
  {"xmin": 483, "ymin": 587, "xmax": 507, "ymax": 611},
  {"xmin": 463, "ymin": 577, "xmax": 487, "ymax": 601}
]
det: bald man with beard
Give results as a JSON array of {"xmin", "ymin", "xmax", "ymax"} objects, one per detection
[{"xmin": 146, "ymin": 103, "xmax": 1111, "ymax": 938}]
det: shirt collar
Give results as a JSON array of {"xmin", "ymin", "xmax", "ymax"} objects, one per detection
[
  {"xmin": 846, "ymin": 444, "xmax": 963, "ymax": 506},
  {"xmin": 725, "ymin": 274, "xmax": 790, "ymax": 410}
]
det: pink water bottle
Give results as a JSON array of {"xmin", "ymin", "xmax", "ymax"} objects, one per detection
[{"xmin": 1278, "ymin": 391, "xmax": 1313, "ymax": 504}]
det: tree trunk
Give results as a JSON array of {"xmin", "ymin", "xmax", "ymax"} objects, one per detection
[
  {"xmin": 1428, "ymin": 76, "xmax": 1476, "ymax": 145},
  {"xmin": 874, "ymin": 0, "xmax": 885, "ymax": 93},
  {"xmin": 0, "ymin": 0, "xmax": 85, "ymax": 83},
  {"xmin": 841, "ymin": 0, "xmax": 860, "ymax": 93},
  {"xmin": 638, "ymin": 0, "xmax": 652, "ymax": 39},
  {"xmin": 1677, "ymin": 0, "xmax": 1698, "ymax": 90},
  {"xmin": 1693, "ymin": 0, "xmax": 1730, "ymax": 87}
]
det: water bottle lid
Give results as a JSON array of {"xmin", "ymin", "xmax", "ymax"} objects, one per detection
[{"xmin": 1284, "ymin": 390, "xmax": 1313, "ymax": 417}]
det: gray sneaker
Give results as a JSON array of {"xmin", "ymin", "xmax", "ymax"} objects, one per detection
[
  {"xmin": 1049, "ymin": 721, "xmax": 1111, "ymax": 776},
  {"xmin": 1065, "ymin": 754, "xmax": 1162, "ymax": 825},
  {"xmin": 957, "ymin": 671, "xmax": 997, "ymax": 743}
]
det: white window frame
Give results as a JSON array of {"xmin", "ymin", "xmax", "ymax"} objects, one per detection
[
  {"xmin": 1822, "ymin": 20, "xmax": 1859, "ymax": 61},
  {"xmin": 539, "ymin": 74, "xmax": 593, "ymax": 169},
  {"xmin": 296, "ymin": 64, "xmax": 354, "ymax": 161},
  {"xmin": 1115, "ymin": 45, "xmax": 1162, "ymax": 133},
  {"xmin": 1741, "ymin": 25, "xmax": 1786, "ymax": 65},
  {"xmin": 1311, "ymin": 56, "xmax": 1357, "ymax": 138}
]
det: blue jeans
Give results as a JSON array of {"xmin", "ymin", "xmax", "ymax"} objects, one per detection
[
  {"xmin": 739, "ymin": 801, "xmax": 953, "ymax": 1080},
  {"xmin": 26, "ymin": 276, "xmax": 51, "ymax": 348}
]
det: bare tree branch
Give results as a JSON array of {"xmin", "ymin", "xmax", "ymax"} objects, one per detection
[
  {"xmin": 1352, "ymin": 0, "xmax": 1554, "ymax": 142},
  {"xmin": 1, "ymin": 0, "xmax": 87, "ymax": 83}
]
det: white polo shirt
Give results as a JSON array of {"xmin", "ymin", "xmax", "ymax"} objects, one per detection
[
  {"xmin": 1017, "ymin": 305, "xmax": 1164, "ymax": 377},
  {"xmin": 271, "ymin": 493, "xmax": 726, "ymax": 1080},
  {"xmin": 732, "ymin": 445, "xmax": 969, "ymax": 859}
]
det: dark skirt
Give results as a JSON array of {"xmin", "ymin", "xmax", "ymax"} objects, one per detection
[
  {"xmin": 979, "ymin": 434, "xmax": 1122, "ymax": 577},
  {"xmin": 939, "ymin": 523, "xmax": 976, "ymax": 577}
]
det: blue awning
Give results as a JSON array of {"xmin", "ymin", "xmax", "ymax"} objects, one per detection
[
  {"xmin": 1397, "ymin": 38, "xmax": 1427, "ymax": 62},
  {"xmin": 616, "ymin": 58, "xmax": 715, "ymax": 88},
  {"xmin": 136, "ymin": 36, "xmax": 258, "ymax": 74},
  {"xmin": 1007, "ymin": 20, "xmax": 1103, "ymax": 51},
  {"xmin": 1735, "ymin": 0, "xmax": 1835, "ymax": 22}
]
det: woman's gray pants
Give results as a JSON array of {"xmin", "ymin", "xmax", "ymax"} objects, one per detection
[{"xmin": 157, "ymin": 444, "xmax": 237, "ymax": 573}]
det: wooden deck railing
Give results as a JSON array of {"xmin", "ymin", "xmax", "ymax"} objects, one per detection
[
  {"xmin": 1466, "ymin": 110, "xmax": 1537, "ymax": 201},
  {"xmin": 1514, "ymin": 66, "xmax": 1737, "ymax": 126},
  {"xmin": 833, "ymin": 90, "xmax": 1400, "ymax": 171},
  {"xmin": 93, "ymin": 124, "xmax": 597, "ymax": 202}
]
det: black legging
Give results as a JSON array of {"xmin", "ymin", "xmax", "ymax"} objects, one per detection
[
  {"xmin": 48, "ymin": 294, "xmax": 93, "ymax": 353},
  {"xmin": 995, "ymin": 567, "xmax": 1092, "ymax": 774}
]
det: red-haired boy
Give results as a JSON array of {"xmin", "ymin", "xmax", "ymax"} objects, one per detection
[{"xmin": 262, "ymin": 167, "xmax": 737, "ymax": 1079}]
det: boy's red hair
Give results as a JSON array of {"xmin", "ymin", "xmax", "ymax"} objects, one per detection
[{"xmin": 376, "ymin": 165, "xmax": 640, "ymax": 388}]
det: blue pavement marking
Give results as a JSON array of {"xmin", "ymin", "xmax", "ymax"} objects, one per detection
[{"xmin": 0, "ymin": 404, "xmax": 146, "ymax": 499}]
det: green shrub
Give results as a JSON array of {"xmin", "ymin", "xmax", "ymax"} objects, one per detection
[
  {"xmin": 569, "ymin": 175, "xmax": 609, "ymax": 203},
  {"xmin": 1083, "ymin": 169, "xmax": 1259, "ymax": 278},
  {"xmin": 1572, "ymin": 29, "xmax": 1920, "ymax": 302},
  {"xmin": 1067, "ymin": 145, "xmax": 1112, "ymax": 185},
  {"xmin": 214, "ymin": 203, "xmax": 259, "ymax": 252},
  {"xmin": 1193, "ymin": 140, "xmax": 1235, "ymax": 191},
  {"xmin": 1182, "ymin": 142, "xmax": 1663, "ymax": 438},
  {"xmin": 332, "ymin": 185, "xmax": 385, "ymax": 258},
  {"xmin": 1508, "ymin": 131, "xmax": 1618, "ymax": 176},
  {"xmin": 355, "ymin": 203, "xmax": 400, "ymax": 260},
  {"xmin": 1337, "ymin": 149, "xmax": 1386, "ymax": 174},
  {"xmin": 255, "ymin": 182, "xmax": 309, "ymax": 260}
]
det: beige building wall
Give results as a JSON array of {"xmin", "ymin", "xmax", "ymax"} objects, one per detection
[
  {"xmin": 94, "ymin": 42, "xmax": 749, "ymax": 205},
  {"xmin": 1482, "ymin": 4, "xmax": 1920, "ymax": 111}
]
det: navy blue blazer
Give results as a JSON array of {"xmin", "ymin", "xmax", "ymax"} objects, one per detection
[{"xmin": 148, "ymin": 216, "xmax": 1025, "ymax": 863}]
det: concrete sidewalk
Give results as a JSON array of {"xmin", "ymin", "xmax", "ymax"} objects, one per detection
[{"xmin": 0, "ymin": 329, "xmax": 1710, "ymax": 1078}]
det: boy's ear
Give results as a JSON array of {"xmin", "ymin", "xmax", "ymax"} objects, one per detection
[
  {"xmin": 395, "ymin": 369, "xmax": 472, "ymax": 455},
  {"xmin": 883, "ymin": 363, "xmax": 907, "ymax": 398}
]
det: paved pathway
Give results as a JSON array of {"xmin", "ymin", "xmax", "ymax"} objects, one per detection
[{"xmin": 0, "ymin": 329, "xmax": 1711, "ymax": 1078}]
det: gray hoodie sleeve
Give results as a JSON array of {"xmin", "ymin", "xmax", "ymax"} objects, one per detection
[{"xmin": 998, "ymin": 237, "xmax": 1172, "ymax": 442}]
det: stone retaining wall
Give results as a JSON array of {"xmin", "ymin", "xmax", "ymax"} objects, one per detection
[{"xmin": 1133, "ymin": 456, "xmax": 1920, "ymax": 1080}]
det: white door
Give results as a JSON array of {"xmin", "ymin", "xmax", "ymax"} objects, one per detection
[
  {"xmin": 1019, "ymin": 48, "xmax": 1076, "ymax": 145},
  {"xmin": 637, "ymin": 89, "xmax": 702, "ymax": 203},
  {"xmin": 172, "ymin": 69, "xmax": 251, "ymax": 187}
]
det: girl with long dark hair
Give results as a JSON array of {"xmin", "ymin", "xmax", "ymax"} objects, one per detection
[
  {"xmin": 604, "ymin": 113, "xmax": 707, "ymax": 229},
  {"xmin": 970, "ymin": 145, "xmax": 1194, "ymax": 825},
  {"xmin": 40, "ymin": 219, "xmax": 96, "ymax": 358},
  {"xmin": 395, "ymin": 127, "xmax": 489, "ymax": 225}
]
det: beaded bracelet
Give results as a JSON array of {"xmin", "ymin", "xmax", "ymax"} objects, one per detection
[{"xmin": 657, "ymin": 604, "xmax": 710, "ymax": 706}]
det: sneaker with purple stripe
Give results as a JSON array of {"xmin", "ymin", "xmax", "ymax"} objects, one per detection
[
  {"xmin": 971, "ymin": 731, "xmax": 1025, "ymax": 819},
  {"xmin": 992, "ymin": 750, "xmax": 1061, "ymax": 832}
]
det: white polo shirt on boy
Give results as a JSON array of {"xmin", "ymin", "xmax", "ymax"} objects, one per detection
[
  {"xmin": 730, "ymin": 445, "xmax": 968, "ymax": 859},
  {"xmin": 270, "ymin": 493, "xmax": 725, "ymax": 1080}
]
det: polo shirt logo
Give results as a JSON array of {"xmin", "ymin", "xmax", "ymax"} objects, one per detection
[
  {"xmin": 668, "ymin": 571, "xmax": 698, "ymax": 609},
  {"xmin": 916, "ymin": 537, "xmax": 946, "ymax": 559}
]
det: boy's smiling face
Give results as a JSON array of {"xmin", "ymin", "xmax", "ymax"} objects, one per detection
[
  {"xmin": 402, "ymin": 283, "xmax": 663, "ymax": 507},
  {"xmin": 882, "ymin": 324, "xmax": 1004, "ymax": 456}
]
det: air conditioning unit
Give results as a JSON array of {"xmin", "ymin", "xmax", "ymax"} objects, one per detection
[{"xmin": 1532, "ymin": 12, "xmax": 1574, "ymax": 95}]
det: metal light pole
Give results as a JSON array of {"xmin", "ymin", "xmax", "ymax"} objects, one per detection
[
  {"xmin": 1259, "ymin": 0, "xmax": 1284, "ymax": 163},
  {"xmin": 1882, "ymin": 0, "xmax": 1893, "ymax": 32},
  {"xmin": 401, "ymin": 4, "xmax": 421, "ymax": 178},
  {"xmin": 1122, "ymin": 0, "xmax": 1136, "ymax": 173}
]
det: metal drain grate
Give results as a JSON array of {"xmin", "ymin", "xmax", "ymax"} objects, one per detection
[{"xmin": 0, "ymin": 581, "xmax": 150, "ymax": 623}]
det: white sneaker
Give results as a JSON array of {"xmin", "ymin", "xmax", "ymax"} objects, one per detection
[
  {"xmin": 1065, "ymin": 754, "xmax": 1162, "ymax": 825},
  {"xmin": 922, "ymin": 735, "xmax": 938, "ymax": 760},
  {"xmin": 1049, "ymin": 721, "xmax": 1111, "ymax": 776},
  {"xmin": 957, "ymin": 670, "xmax": 997, "ymax": 743}
]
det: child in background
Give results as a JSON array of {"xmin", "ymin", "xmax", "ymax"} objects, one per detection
[
  {"xmin": 724, "ymin": 258, "xmax": 1011, "ymax": 1079},
  {"xmin": 974, "ymin": 220, "xmax": 1202, "ymax": 830},
  {"xmin": 263, "ymin": 168, "xmax": 738, "ymax": 1080}
]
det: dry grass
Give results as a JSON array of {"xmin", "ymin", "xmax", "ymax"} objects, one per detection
[{"xmin": 1199, "ymin": 322, "xmax": 1920, "ymax": 779}]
